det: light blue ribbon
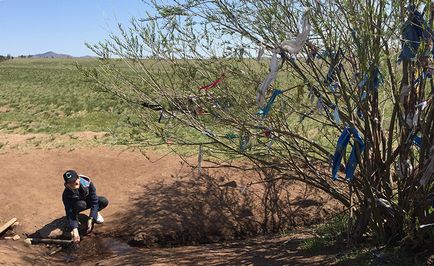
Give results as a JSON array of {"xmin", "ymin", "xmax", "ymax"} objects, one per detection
[
  {"xmin": 258, "ymin": 89, "xmax": 283, "ymax": 117},
  {"xmin": 333, "ymin": 106, "xmax": 341, "ymax": 124}
]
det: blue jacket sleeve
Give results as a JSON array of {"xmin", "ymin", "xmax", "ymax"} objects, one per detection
[
  {"xmin": 88, "ymin": 182, "xmax": 99, "ymax": 220},
  {"xmin": 62, "ymin": 194, "xmax": 79, "ymax": 230}
]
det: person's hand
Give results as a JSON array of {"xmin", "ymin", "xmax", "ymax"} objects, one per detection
[
  {"xmin": 86, "ymin": 217, "xmax": 94, "ymax": 234},
  {"xmin": 71, "ymin": 228, "xmax": 80, "ymax": 244}
]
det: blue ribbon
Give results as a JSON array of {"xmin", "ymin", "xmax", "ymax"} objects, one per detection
[
  {"xmin": 324, "ymin": 50, "xmax": 342, "ymax": 87},
  {"xmin": 414, "ymin": 136, "xmax": 422, "ymax": 148},
  {"xmin": 399, "ymin": 6, "xmax": 431, "ymax": 62},
  {"xmin": 414, "ymin": 71, "xmax": 431, "ymax": 85},
  {"xmin": 345, "ymin": 127, "xmax": 365, "ymax": 180},
  {"xmin": 332, "ymin": 128, "xmax": 351, "ymax": 180},
  {"xmin": 357, "ymin": 74, "xmax": 368, "ymax": 89},
  {"xmin": 332, "ymin": 127, "xmax": 365, "ymax": 181},
  {"xmin": 357, "ymin": 67, "xmax": 383, "ymax": 92},
  {"xmin": 356, "ymin": 67, "xmax": 383, "ymax": 119},
  {"xmin": 258, "ymin": 89, "xmax": 283, "ymax": 117},
  {"xmin": 324, "ymin": 66, "xmax": 337, "ymax": 85},
  {"xmin": 324, "ymin": 64, "xmax": 341, "ymax": 88},
  {"xmin": 360, "ymin": 91, "xmax": 367, "ymax": 101},
  {"xmin": 356, "ymin": 107, "xmax": 364, "ymax": 119},
  {"xmin": 371, "ymin": 67, "xmax": 383, "ymax": 91}
]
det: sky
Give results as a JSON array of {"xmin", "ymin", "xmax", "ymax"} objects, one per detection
[{"xmin": 0, "ymin": 0, "xmax": 152, "ymax": 57}]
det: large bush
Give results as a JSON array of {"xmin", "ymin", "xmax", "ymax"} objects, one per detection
[{"xmin": 83, "ymin": 0, "xmax": 434, "ymax": 247}]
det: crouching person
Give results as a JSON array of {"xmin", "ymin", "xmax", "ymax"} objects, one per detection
[{"xmin": 62, "ymin": 170, "xmax": 108, "ymax": 244}]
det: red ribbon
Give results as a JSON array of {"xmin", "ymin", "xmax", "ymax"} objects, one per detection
[{"xmin": 198, "ymin": 74, "xmax": 225, "ymax": 91}]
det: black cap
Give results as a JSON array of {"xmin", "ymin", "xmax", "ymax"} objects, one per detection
[{"xmin": 63, "ymin": 170, "xmax": 79, "ymax": 183}]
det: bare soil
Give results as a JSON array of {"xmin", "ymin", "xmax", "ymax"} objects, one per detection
[{"xmin": 0, "ymin": 133, "xmax": 342, "ymax": 265}]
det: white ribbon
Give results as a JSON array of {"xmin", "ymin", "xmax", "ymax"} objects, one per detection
[
  {"xmin": 400, "ymin": 85, "xmax": 410, "ymax": 104},
  {"xmin": 256, "ymin": 51, "xmax": 280, "ymax": 107},
  {"xmin": 280, "ymin": 9, "xmax": 311, "ymax": 54},
  {"xmin": 333, "ymin": 106, "xmax": 341, "ymax": 124},
  {"xmin": 257, "ymin": 46, "xmax": 264, "ymax": 61},
  {"xmin": 416, "ymin": 100, "xmax": 428, "ymax": 110},
  {"xmin": 256, "ymin": 8, "xmax": 311, "ymax": 108}
]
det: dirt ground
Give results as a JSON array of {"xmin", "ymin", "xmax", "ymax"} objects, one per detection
[{"xmin": 0, "ymin": 133, "xmax": 342, "ymax": 265}]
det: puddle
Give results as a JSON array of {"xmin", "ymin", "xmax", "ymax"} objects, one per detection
[
  {"xmin": 89, "ymin": 237, "xmax": 134, "ymax": 255},
  {"xmin": 56, "ymin": 236, "xmax": 135, "ymax": 263}
]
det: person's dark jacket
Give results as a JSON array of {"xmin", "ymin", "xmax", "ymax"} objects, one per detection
[{"xmin": 62, "ymin": 175, "xmax": 99, "ymax": 229}]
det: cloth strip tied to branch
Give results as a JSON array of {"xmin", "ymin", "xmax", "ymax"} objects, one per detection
[
  {"xmin": 256, "ymin": 8, "xmax": 311, "ymax": 108},
  {"xmin": 256, "ymin": 51, "xmax": 280, "ymax": 107},
  {"xmin": 398, "ymin": 5, "xmax": 431, "ymax": 62},
  {"xmin": 332, "ymin": 127, "xmax": 365, "ymax": 181},
  {"xmin": 199, "ymin": 73, "xmax": 225, "ymax": 91},
  {"xmin": 257, "ymin": 89, "xmax": 283, "ymax": 117},
  {"xmin": 280, "ymin": 8, "xmax": 311, "ymax": 54}
]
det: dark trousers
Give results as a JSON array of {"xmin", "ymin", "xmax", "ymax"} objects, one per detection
[{"xmin": 73, "ymin": 196, "xmax": 109, "ymax": 215}]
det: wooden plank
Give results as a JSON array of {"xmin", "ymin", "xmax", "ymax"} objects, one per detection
[
  {"xmin": 0, "ymin": 218, "xmax": 17, "ymax": 235},
  {"xmin": 24, "ymin": 238, "xmax": 73, "ymax": 245}
]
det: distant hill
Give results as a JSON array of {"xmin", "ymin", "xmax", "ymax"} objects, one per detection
[
  {"xmin": 26, "ymin": 51, "xmax": 96, "ymax": 59},
  {"xmin": 78, "ymin": 55, "xmax": 97, "ymax": 58},
  {"xmin": 31, "ymin": 51, "xmax": 73, "ymax": 58}
]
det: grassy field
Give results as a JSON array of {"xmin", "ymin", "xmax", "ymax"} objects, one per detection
[
  {"xmin": 0, "ymin": 57, "xmax": 386, "ymax": 154},
  {"xmin": 0, "ymin": 58, "xmax": 129, "ymax": 134},
  {"xmin": 0, "ymin": 58, "xmax": 209, "ymax": 153},
  {"xmin": 0, "ymin": 58, "xmax": 397, "ymax": 147}
]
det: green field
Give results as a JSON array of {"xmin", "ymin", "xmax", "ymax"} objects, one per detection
[
  {"xmin": 0, "ymin": 58, "xmax": 353, "ymax": 152},
  {"xmin": 0, "ymin": 58, "xmax": 131, "ymax": 134},
  {"xmin": 0, "ymin": 58, "xmax": 211, "ymax": 152},
  {"xmin": 0, "ymin": 57, "xmax": 396, "ymax": 155}
]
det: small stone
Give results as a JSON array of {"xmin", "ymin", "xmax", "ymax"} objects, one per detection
[
  {"xmin": 12, "ymin": 235, "xmax": 20, "ymax": 241},
  {"xmin": 47, "ymin": 228, "xmax": 64, "ymax": 239},
  {"xmin": 36, "ymin": 219, "xmax": 67, "ymax": 239}
]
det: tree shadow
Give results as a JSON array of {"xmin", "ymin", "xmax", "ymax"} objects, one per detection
[
  {"xmin": 106, "ymin": 172, "xmax": 333, "ymax": 248},
  {"xmin": 19, "ymin": 172, "xmax": 339, "ymax": 265},
  {"xmin": 109, "ymin": 173, "xmax": 259, "ymax": 247}
]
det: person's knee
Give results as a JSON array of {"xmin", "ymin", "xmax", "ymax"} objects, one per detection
[
  {"xmin": 98, "ymin": 196, "xmax": 109, "ymax": 210},
  {"xmin": 73, "ymin": 200, "xmax": 87, "ymax": 214}
]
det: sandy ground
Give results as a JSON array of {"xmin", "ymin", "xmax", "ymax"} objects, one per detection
[{"xmin": 0, "ymin": 133, "xmax": 341, "ymax": 265}]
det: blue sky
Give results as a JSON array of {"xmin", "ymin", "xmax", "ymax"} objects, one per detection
[{"xmin": 0, "ymin": 0, "xmax": 151, "ymax": 56}]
